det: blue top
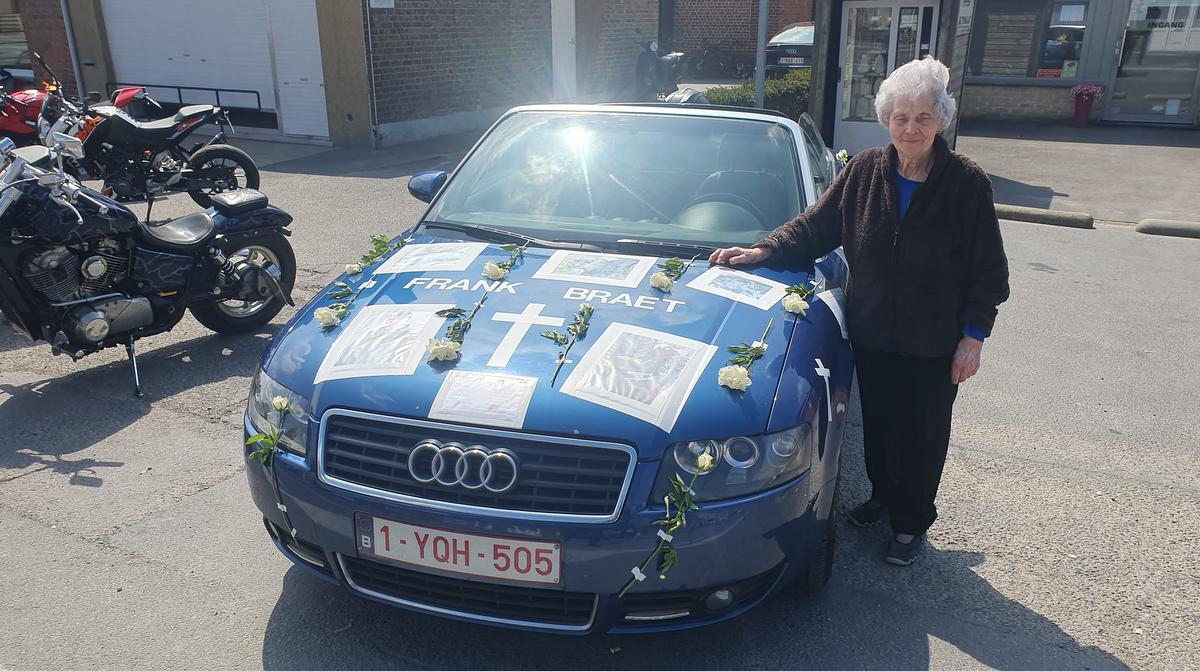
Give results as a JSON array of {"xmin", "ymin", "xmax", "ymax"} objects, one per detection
[
  {"xmin": 895, "ymin": 169, "xmax": 922, "ymax": 221},
  {"xmin": 895, "ymin": 168, "xmax": 986, "ymax": 343}
]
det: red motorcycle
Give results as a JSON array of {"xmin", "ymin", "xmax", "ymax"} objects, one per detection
[{"xmin": 0, "ymin": 69, "xmax": 46, "ymax": 147}]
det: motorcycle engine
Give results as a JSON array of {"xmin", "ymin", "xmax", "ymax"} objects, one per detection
[
  {"xmin": 21, "ymin": 238, "xmax": 152, "ymax": 347},
  {"xmin": 22, "ymin": 238, "xmax": 129, "ymax": 304}
]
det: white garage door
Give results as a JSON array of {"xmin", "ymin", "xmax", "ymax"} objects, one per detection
[{"xmin": 101, "ymin": 0, "xmax": 329, "ymax": 138}]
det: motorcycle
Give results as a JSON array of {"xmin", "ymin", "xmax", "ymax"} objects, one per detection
[
  {"xmin": 0, "ymin": 70, "xmax": 47, "ymax": 147},
  {"xmin": 33, "ymin": 53, "xmax": 259, "ymax": 209},
  {"xmin": 688, "ymin": 39, "xmax": 752, "ymax": 79},
  {"xmin": 634, "ymin": 33, "xmax": 686, "ymax": 101},
  {"xmin": 0, "ymin": 133, "xmax": 295, "ymax": 396}
]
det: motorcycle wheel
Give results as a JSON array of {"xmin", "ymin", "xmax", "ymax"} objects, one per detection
[
  {"xmin": 186, "ymin": 144, "xmax": 260, "ymax": 208},
  {"xmin": 189, "ymin": 231, "xmax": 295, "ymax": 334}
]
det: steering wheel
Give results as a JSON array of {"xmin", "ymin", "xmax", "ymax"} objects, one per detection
[{"xmin": 681, "ymin": 192, "xmax": 768, "ymax": 228}]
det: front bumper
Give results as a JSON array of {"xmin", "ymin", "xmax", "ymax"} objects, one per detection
[{"xmin": 244, "ymin": 414, "xmax": 829, "ymax": 634}]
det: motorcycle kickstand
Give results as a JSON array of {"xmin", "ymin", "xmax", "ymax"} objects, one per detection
[
  {"xmin": 143, "ymin": 192, "xmax": 155, "ymax": 225},
  {"xmin": 125, "ymin": 337, "xmax": 144, "ymax": 398}
]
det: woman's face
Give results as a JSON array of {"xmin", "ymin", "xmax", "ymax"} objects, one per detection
[{"xmin": 887, "ymin": 95, "xmax": 938, "ymax": 161}]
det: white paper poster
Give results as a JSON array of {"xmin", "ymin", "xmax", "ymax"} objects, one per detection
[
  {"xmin": 686, "ymin": 266, "xmax": 789, "ymax": 311},
  {"xmin": 816, "ymin": 288, "xmax": 849, "ymax": 340},
  {"xmin": 560, "ymin": 323, "xmax": 716, "ymax": 432},
  {"xmin": 373, "ymin": 242, "xmax": 488, "ymax": 275},
  {"xmin": 428, "ymin": 370, "xmax": 538, "ymax": 429},
  {"xmin": 531, "ymin": 250, "xmax": 656, "ymax": 288},
  {"xmin": 314, "ymin": 303, "xmax": 452, "ymax": 384}
]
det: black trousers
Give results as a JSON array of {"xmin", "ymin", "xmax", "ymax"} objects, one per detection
[{"xmin": 855, "ymin": 349, "xmax": 959, "ymax": 535}]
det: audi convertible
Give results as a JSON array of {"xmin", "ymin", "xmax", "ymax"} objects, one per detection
[{"xmin": 244, "ymin": 104, "xmax": 854, "ymax": 633}]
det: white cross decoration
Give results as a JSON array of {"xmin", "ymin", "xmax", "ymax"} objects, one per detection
[
  {"xmin": 815, "ymin": 358, "xmax": 833, "ymax": 422},
  {"xmin": 487, "ymin": 303, "xmax": 565, "ymax": 368}
]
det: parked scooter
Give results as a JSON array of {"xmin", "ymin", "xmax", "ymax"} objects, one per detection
[
  {"xmin": 33, "ymin": 53, "xmax": 258, "ymax": 208},
  {"xmin": 688, "ymin": 39, "xmax": 752, "ymax": 79},
  {"xmin": 0, "ymin": 133, "xmax": 294, "ymax": 396},
  {"xmin": 634, "ymin": 31, "xmax": 686, "ymax": 101}
]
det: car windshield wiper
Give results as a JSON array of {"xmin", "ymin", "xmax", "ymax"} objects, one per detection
[
  {"xmin": 421, "ymin": 220, "xmax": 604, "ymax": 252},
  {"xmin": 615, "ymin": 238, "xmax": 717, "ymax": 257}
]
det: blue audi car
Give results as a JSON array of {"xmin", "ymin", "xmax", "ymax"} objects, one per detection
[{"xmin": 244, "ymin": 104, "xmax": 854, "ymax": 633}]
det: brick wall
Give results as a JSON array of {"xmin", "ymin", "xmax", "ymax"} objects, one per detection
[
  {"xmin": 365, "ymin": 0, "xmax": 553, "ymax": 125},
  {"xmin": 961, "ymin": 83, "xmax": 1102, "ymax": 122},
  {"xmin": 18, "ymin": 0, "xmax": 77, "ymax": 95},
  {"xmin": 575, "ymin": 0, "xmax": 657, "ymax": 98},
  {"xmin": 672, "ymin": 0, "xmax": 812, "ymax": 59}
]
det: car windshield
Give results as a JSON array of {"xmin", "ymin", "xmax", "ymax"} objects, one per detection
[
  {"xmin": 770, "ymin": 25, "xmax": 814, "ymax": 44},
  {"xmin": 424, "ymin": 111, "xmax": 807, "ymax": 248}
]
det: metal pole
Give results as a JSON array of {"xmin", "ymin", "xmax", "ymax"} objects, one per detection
[
  {"xmin": 59, "ymin": 0, "xmax": 86, "ymax": 100},
  {"xmin": 753, "ymin": 0, "xmax": 769, "ymax": 108}
]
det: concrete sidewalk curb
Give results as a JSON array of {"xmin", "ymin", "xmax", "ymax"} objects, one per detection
[
  {"xmin": 1135, "ymin": 219, "xmax": 1200, "ymax": 240},
  {"xmin": 995, "ymin": 204, "xmax": 1094, "ymax": 229}
]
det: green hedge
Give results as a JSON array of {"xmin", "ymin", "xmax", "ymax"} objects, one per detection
[{"xmin": 702, "ymin": 69, "xmax": 811, "ymax": 120}]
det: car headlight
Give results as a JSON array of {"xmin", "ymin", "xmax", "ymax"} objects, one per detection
[
  {"xmin": 247, "ymin": 367, "xmax": 312, "ymax": 456},
  {"xmin": 650, "ymin": 420, "xmax": 817, "ymax": 503}
]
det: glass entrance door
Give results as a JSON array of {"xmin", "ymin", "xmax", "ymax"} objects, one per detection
[
  {"xmin": 1104, "ymin": 1, "xmax": 1200, "ymax": 123},
  {"xmin": 835, "ymin": 1, "xmax": 940, "ymax": 154}
]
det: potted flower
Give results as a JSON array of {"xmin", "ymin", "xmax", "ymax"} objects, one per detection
[{"xmin": 1070, "ymin": 83, "xmax": 1105, "ymax": 127}]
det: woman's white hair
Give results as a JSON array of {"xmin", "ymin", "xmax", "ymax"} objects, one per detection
[{"xmin": 874, "ymin": 56, "xmax": 957, "ymax": 130}]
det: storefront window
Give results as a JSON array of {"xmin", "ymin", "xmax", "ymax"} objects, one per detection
[
  {"xmin": 967, "ymin": 0, "xmax": 1090, "ymax": 79},
  {"xmin": 0, "ymin": 6, "xmax": 32, "ymax": 86}
]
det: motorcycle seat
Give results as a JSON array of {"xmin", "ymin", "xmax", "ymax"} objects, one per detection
[
  {"xmin": 108, "ymin": 113, "xmax": 178, "ymax": 143},
  {"xmin": 139, "ymin": 211, "xmax": 214, "ymax": 248},
  {"xmin": 210, "ymin": 189, "xmax": 267, "ymax": 216},
  {"xmin": 176, "ymin": 105, "xmax": 214, "ymax": 120}
]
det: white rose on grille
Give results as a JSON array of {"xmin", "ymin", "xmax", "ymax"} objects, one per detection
[
  {"xmin": 649, "ymin": 271, "xmax": 674, "ymax": 291},
  {"xmin": 481, "ymin": 261, "xmax": 508, "ymax": 281},
  {"xmin": 425, "ymin": 337, "xmax": 462, "ymax": 362},
  {"xmin": 344, "ymin": 263, "xmax": 363, "ymax": 275},
  {"xmin": 314, "ymin": 306, "xmax": 341, "ymax": 328},
  {"xmin": 717, "ymin": 364, "xmax": 752, "ymax": 391},
  {"xmin": 781, "ymin": 294, "xmax": 810, "ymax": 314}
]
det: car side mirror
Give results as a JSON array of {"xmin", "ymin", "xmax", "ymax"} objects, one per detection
[
  {"xmin": 407, "ymin": 170, "xmax": 447, "ymax": 203},
  {"xmin": 51, "ymin": 132, "xmax": 84, "ymax": 159}
]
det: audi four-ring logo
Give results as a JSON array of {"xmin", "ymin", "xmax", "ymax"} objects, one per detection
[{"xmin": 407, "ymin": 440, "xmax": 520, "ymax": 493}]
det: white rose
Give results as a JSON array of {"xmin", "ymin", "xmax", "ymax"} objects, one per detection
[
  {"xmin": 426, "ymin": 337, "xmax": 462, "ymax": 362},
  {"xmin": 481, "ymin": 261, "xmax": 508, "ymax": 281},
  {"xmin": 345, "ymin": 263, "xmax": 363, "ymax": 275},
  {"xmin": 697, "ymin": 450, "xmax": 715, "ymax": 472},
  {"xmin": 781, "ymin": 294, "xmax": 810, "ymax": 315},
  {"xmin": 649, "ymin": 271, "xmax": 674, "ymax": 291},
  {"xmin": 717, "ymin": 365, "xmax": 752, "ymax": 391},
  {"xmin": 314, "ymin": 306, "xmax": 341, "ymax": 328},
  {"xmin": 752, "ymin": 341, "xmax": 768, "ymax": 351},
  {"xmin": 271, "ymin": 396, "xmax": 290, "ymax": 412}
]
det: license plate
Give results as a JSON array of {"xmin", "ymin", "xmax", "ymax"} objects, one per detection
[
  {"xmin": 779, "ymin": 57, "xmax": 807, "ymax": 64},
  {"xmin": 355, "ymin": 513, "xmax": 562, "ymax": 585}
]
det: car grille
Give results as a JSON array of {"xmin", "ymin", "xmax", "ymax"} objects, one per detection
[
  {"xmin": 320, "ymin": 411, "xmax": 633, "ymax": 518},
  {"xmin": 339, "ymin": 555, "xmax": 595, "ymax": 628}
]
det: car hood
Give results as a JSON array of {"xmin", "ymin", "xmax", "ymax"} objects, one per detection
[{"xmin": 263, "ymin": 236, "xmax": 817, "ymax": 455}]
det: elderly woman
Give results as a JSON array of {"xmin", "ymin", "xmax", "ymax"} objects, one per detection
[{"xmin": 709, "ymin": 57, "xmax": 1009, "ymax": 566}]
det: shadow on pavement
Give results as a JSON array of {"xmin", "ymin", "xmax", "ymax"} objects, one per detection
[
  {"xmin": 960, "ymin": 120, "xmax": 1200, "ymax": 149},
  {"xmin": 259, "ymin": 425, "xmax": 1130, "ymax": 671},
  {"xmin": 987, "ymin": 174, "xmax": 1068, "ymax": 210},
  {"xmin": 0, "ymin": 326, "xmax": 276, "ymax": 484},
  {"xmin": 258, "ymin": 132, "xmax": 480, "ymax": 179}
]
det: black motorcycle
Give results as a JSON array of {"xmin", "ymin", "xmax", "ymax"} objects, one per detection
[
  {"xmin": 0, "ymin": 133, "xmax": 294, "ymax": 396},
  {"xmin": 34, "ymin": 53, "xmax": 259, "ymax": 209},
  {"xmin": 688, "ymin": 39, "xmax": 752, "ymax": 79},
  {"xmin": 634, "ymin": 36, "xmax": 686, "ymax": 101}
]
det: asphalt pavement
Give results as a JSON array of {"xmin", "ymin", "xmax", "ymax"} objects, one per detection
[{"xmin": 1, "ymin": 138, "xmax": 1198, "ymax": 671}]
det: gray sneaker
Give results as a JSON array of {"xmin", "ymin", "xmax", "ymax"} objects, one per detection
[{"xmin": 885, "ymin": 534, "xmax": 925, "ymax": 566}]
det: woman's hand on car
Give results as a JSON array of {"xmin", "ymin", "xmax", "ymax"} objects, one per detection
[{"xmin": 709, "ymin": 246, "xmax": 773, "ymax": 266}]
